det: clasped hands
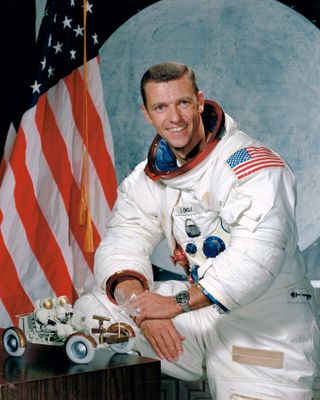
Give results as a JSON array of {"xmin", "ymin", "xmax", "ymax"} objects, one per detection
[{"xmin": 114, "ymin": 288, "xmax": 185, "ymax": 362}]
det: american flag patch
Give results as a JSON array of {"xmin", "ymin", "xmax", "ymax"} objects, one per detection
[{"xmin": 226, "ymin": 147, "xmax": 285, "ymax": 180}]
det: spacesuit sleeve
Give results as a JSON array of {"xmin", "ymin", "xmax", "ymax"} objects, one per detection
[
  {"xmin": 94, "ymin": 163, "xmax": 164, "ymax": 300},
  {"xmin": 197, "ymin": 162, "xmax": 298, "ymax": 311}
]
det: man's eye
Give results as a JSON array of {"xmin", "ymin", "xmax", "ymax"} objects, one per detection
[
  {"xmin": 155, "ymin": 105, "xmax": 164, "ymax": 112},
  {"xmin": 180, "ymin": 100, "xmax": 190, "ymax": 108}
]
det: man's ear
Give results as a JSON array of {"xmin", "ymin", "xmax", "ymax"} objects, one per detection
[
  {"xmin": 141, "ymin": 104, "xmax": 153, "ymax": 125},
  {"xmin": 197, "ymin": 91, "xmax": 205, "ymax": 112}
]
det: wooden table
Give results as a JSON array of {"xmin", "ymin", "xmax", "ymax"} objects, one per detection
[{"xmin": 0, "ymin": 332, "xmax": 160, "ymax": 400}]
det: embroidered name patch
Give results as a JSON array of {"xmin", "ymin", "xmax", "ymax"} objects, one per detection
[{"xmin": 226, "ymin": 147, "xmax": 285, "ymax": 180}]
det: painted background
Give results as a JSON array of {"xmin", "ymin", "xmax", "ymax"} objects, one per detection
[{"xmin": 98, "ymin": 0, "xmax": 320, "ymax": 278}]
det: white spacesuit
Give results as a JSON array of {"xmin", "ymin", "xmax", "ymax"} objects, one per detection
[{"xmin": 74, "ymin": 101, "xmax": 319, "ymax": 399}]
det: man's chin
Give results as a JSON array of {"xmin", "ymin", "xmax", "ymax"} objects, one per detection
[
  {"xmin": 171, "ymin": 142, "xmax": 200, "ymax": 161},
  {"xmin": 171, "ymin": 143, "xmax": 188, "ymax": 155}
]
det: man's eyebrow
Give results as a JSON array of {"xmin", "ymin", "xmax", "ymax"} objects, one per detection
[
  {"xmin": 151, "ymin": 101, "xmax": 166, "ymax": 108},
  {"xmin": 151, "ymin": 96, "xmax": 195, "ymax": 108},
  {"xmin": 179, "ymin": 96, "xmax": 194, "ymax": 101}
]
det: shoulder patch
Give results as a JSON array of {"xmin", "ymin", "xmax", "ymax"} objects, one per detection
[{"xmin": 226, "ymin": 146, "xmax": 285, "ymax": 180}]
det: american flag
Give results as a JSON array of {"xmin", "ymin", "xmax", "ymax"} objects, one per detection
[
  {"xmin": 0, "ymin": 0, "xmax": 117, "ymax": 326},
  {"xmin": 226, "ymin": 146, "xmax": 285, "ymax": 180}
]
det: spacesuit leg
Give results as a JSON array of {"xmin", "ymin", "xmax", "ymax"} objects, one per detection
[{"xmin": 203, "ymin": 283, "xmax": 319, "ymax": 400}]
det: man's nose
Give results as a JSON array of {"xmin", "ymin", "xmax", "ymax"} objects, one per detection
[{"xmin": 168, "ymin": 106, "xmax": 181, "ymax": 122}]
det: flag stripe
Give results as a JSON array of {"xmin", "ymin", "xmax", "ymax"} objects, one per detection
[
  {"xmin": 22, "ymin": 105, "xmax": 96, "ymax": 300},
  {"xmin": 22, "ymin": 105, "xmax": 76, "ymax": 281},
  {"xmin": 0, "ymin": 230, "xmax": 33, "ymax": 322},
  {"xmin": 0, "ymin": 207, "xmax": 34, "ymax": 322},
  {"xmin": 237, "ymin": 162, "xmax": 286, "ymax": 180},
  {"xmin": 68, "ymin": 234, "xmax": 94, "ymax": 294},
  {"xmin": 0, "ymin": 300, "xmax": 13, "ymax": 327},
  {"xmin": 64, "ymin": 68, "xmax": 117, "ymax": 209},
  {"xmin": 10, "ymin": 126, "xmax": 74, "ymax": 299},
  {"xmin": 89, "ymin": 57, "xmax": 115, "ymax": 163},
  {"xmin": 234, "ymin": 157, "xmax": 285, "ymax": 174},
  {"xmin": 0, "ymin": 166, "xmax": 55, "ymax": 305},
  {"xmin": 35, "ymin": 91, "xmax": 98, "ymax": 270},
  {"xmin": 46, "ymin": 71, "xmax": 112, "ymax": 238}
]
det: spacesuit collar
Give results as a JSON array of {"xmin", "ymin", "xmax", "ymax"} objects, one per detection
[{"xmin": 144, "ymin": 100, "xmax": 225, "ymax": 181}]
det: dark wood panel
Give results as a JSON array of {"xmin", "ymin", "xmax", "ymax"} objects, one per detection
[{"xmin": 0, "ymin": 335, "xmax": 161, "ymax": 400}]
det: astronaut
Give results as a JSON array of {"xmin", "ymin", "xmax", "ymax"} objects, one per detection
[
  {"xmin": 74, "ymin": 62, "xmax": 319, "ymax": 399},
  {"xmin": 53, "ymin": 295, "xmax": 73, "ymax": 324},
  {"xmin": 34, "ymin": 297, "xmax": 56, "ymax": 330},
  {"xmin": 33, "ymin": 296, "xmax": 74, "ymax": 338}
]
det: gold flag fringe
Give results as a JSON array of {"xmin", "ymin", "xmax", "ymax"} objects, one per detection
[
  {"xmin": 84, "ymin": 208, "xmax": 94, "ymax": 253},
  {"xmin": 78, "ymin": 160, "xmax": 87, "ymax": 226},
  {"xmin": 79, "ymin": 0, "xmax": 94, "ymax": 252}
]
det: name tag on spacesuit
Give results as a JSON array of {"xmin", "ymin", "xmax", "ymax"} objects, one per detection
[{"xmin": 174, "ymin": 204, "xmax": 202, "ymax": 216}]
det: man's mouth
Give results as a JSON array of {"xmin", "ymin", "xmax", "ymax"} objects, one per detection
[{"xmin": 167, "ymin": 124, "xmax": 187, "ymax": 133}]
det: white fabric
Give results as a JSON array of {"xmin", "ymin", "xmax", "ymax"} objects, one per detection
[
  {"xmin": 74, "ymin": 278, "xmax": 318, "ymax": 399},
  {"xmin": 76, "ymin": 113, "xmax": 319, "ymax": 398}
]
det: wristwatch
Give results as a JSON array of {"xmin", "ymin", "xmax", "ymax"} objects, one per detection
[{"xmin": 175, "ymin": 290, "xmax": 190, "ymax": 312}]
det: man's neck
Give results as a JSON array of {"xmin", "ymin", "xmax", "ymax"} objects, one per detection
[{"xmin": 173, "ymin": 129, "xmax": 211, "ymax": 166}]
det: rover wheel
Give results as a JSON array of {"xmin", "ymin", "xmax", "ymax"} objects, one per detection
[
  {"xmin": 65, "ymin": 333, "xmax": 97, "ymax": 364},
  {"xmin": 2, "ymin": 327, "xmax": 27, "ymax": 357},
  {"xmin": 107, "ymin": 323, "xmax": 135, "ymax": 353}
]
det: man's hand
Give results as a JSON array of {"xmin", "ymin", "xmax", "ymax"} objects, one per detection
[
  {"xmin": 128, "ymin": 285, "xmax": 212, "ymax": 325},
  {"xmin": 127, "ymin": 291, "xmax": 181, "ymax": 325},
  {"xmin": 140, "ymin": 318, "xmax": 185, "ymax": 362}
]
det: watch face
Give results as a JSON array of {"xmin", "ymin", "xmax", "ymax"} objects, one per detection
[{"xmin": 176, "ymin": 290, "xmax": 190, "ymax": 305}]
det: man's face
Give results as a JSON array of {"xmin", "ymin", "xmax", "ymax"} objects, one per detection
[{"xmin": 141, "ymin": 75, "xmax": 205, "ymax": 162}]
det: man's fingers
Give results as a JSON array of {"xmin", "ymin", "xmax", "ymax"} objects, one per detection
[
  {"xmin": 141, "ymin": 320, "xmax": 184, "ymax": 362},
  {"xmin": 168, "ymin": 326, "xmax": 185, "ymax": 356},
  {"xmin": 145, "ymin": 333, "xmax": 165, "ymax": 360},
  {"xmin": 162, "ymin": 333, "xmax": 181, "ymax": 361},
  {"xmin": 153, "ymin": 331, "xmax": 178, "ymax": 361}
]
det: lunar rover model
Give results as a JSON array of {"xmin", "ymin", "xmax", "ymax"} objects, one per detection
[{"xmin": 1, "ymin": 295, "xmax": 135, "ymax": 364}]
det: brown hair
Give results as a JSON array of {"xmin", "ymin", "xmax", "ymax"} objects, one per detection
[{"xmin": 140, "ymin": 62, "xmax": 199, "ymax": 106}]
